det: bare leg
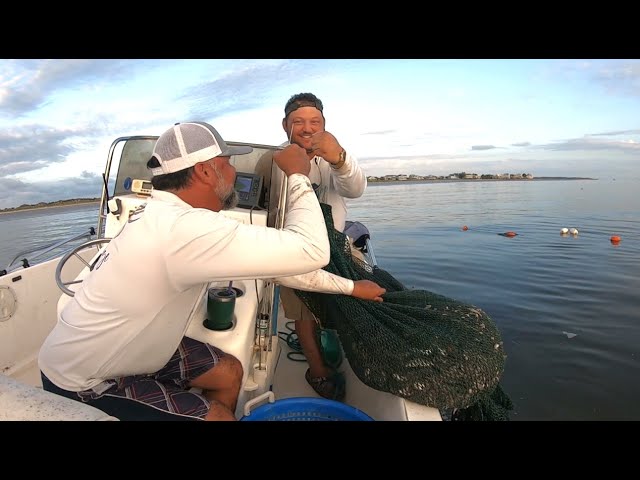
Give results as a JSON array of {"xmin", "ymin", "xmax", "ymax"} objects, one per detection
[
  {"xmin": 280, "ymin": 286, "xmax": 334, "ymax": 388},
  {"xmin": 189, "ymin": 354, "xmax": 243, "ymax": 421},
  {"xmin": 203, "ymin": 399, "xmax": 237, "ymax": 421},
  {"xmin": 295, "ymin": 318, "xmax": 330, "ymax": 379}
]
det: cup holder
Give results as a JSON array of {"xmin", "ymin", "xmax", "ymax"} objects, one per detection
[{"xmin": 230, "ymin": 287, "xmax": 244, "ymax": 298}]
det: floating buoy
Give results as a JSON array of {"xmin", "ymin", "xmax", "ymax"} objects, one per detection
[
  {"xmin": 560, "ymin": 227, "xmax": 569, "ymax": 235},
  {"xmin": 610, "ymin": 235, "xmax": 621, "ymax": 244},
  {"xmin": 462, "ymin": 225, "xmax": 468, "ymax": 231},
  {"xmin": 569, "ymin": 228, "xmax": 579, "ymax": 235},
  {"xmin": 499, "ymin": 231, "xmax": 518, "ymax": 237}
]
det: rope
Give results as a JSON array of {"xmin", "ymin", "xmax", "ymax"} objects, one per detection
[{"xmin": 277, "ymin": 321, "xmax": 307, "ymax": 362}]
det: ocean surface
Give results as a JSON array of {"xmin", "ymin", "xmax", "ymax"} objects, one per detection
[
  {"xmin": 0, "ymin": 203, "xmax": 100, "ymax": 271},
  {"xmin": 1, "ymin": 179, "xmax": 639, "ymax": 420}
]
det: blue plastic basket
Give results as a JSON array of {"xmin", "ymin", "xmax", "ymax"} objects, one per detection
[{"xmin": 241, "ymin": 395, "xmax": 373, "ymax": 421}]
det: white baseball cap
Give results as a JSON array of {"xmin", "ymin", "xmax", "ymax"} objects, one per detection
[{"xmin": 149, "ymin": 121, "xmax": 252, "ymax": 175}]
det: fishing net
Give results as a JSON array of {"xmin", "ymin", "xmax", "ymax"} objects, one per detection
[{"xmin": 295, "ymin": 204, "xmax": 513, "ymax": 421}]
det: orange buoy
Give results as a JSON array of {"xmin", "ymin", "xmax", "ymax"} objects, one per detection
[
  {"xmin": 504, "ymin": 231, "xmax": 517, "ymax": 237},
  {"xmin": 462, "ymin": 225, "xmax": 468, "ymax": 231},
  {"xmin": 610, "ymin": 235, "xmax": 621, "ymax": 244}
]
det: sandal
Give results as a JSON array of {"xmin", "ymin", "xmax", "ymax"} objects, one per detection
[{"xmin": 305, "ymin": 368, "xmax": 346, "ymax": 402}]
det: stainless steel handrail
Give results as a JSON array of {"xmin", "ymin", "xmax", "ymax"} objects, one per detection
[
  {"xmin": 364, "ymin": 238, "xmax": 378, "ymax": 268},
  {"xmin": 97, "ymin": 136, "xmax": 160, "ymax": 239},
  {"xmin": 5, "ymin": 227, "xmax": 96, "ymax": 271}
]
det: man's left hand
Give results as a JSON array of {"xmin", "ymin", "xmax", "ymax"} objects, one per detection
[
  {"xmin": 351, "ymin": 280, "xmax": 386, "ymax": 303},
  {"xmin": 311, "ymin": 131, "xmax": 343, "ymax": 165}
]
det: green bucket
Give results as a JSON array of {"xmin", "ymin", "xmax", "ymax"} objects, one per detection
[{"xmin": 319, "ymin": 328, "xmax": 343, "ymax": 369}]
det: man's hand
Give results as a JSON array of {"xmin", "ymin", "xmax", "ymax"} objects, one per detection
[
  {"xmin": 351, "ymin": 280, "xmax": 386, "ymax": 302},
  {"xmin": 310, "ymin": 131, "xmax": 343, "ymax": 165},
  {"xmin": 273, "ymin": 144, "xmax": 311, "ymax": 177}
]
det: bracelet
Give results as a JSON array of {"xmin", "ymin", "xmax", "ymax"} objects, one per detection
[{"xmin": 331, "ymin": 149, "xmax": 346, "ymax": 170}]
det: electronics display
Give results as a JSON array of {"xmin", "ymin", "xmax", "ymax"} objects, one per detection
[
  {"xmin": 131, "ymin": 179, "xmax": 153, "ymax": 196},
  {"xmin": 234, "ymin": 172, "xmax": 263, "ymax": 209}
]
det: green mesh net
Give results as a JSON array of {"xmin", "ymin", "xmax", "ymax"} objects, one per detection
[{"xmin": 294, "ymin": 204, "xmax": 513, "ymax": 421}]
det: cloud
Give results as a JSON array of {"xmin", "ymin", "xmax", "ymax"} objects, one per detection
[
  {"xmin": 0, "ymin": 123, "xmax": 96, "ymax": 177},
  {"xmin": 535, "ymin": 136, "xmax": 640, "ymax": 153},
  {"xmin": 357, "ymin": 153, "xmax": 594, "ymax": 178},
  {"xmin": 182, "ymin": 60, "xmax": 345, "ymax": 120},
  {"xmin": 590, "ymin": 61, "xmax": 640, "ymax": 96},
  {"xmin": 588, "ymin": 129, "xmax": 640, "ymax": 137},
  {"xmin": 471, "ymin": 145, "xmax": 498, "ymax": 151},
  {"xmin": 0, "ymin": 59, "xmax": 132, "ymax": 118},
  {"xmin": 358, "ymin": 153, "xmax": 471, "ymax": 175},
  {"xmin": 0, "ymin": 173, "xmax": 102, "ymax": 210},
  {"xmin": 362, "ymin": 130, "xmax": 396, "ymax": 136},
  {"xmin": 1, "ymin": 59, "xmax": 639, "ymax": 208}
]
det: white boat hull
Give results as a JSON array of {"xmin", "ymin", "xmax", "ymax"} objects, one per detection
[{"xmin": 1, "ymin": 136, "xmax": 441, "ymax": 421}]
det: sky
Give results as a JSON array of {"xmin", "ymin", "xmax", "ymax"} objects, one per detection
[{"xmin": 1, "ymin": 58, "xmax": 639, "ymax": 209}]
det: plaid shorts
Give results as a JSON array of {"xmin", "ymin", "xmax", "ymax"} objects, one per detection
[{"xmin": 42, "ymin": 336, "xmax": 224, "ymax": 421}]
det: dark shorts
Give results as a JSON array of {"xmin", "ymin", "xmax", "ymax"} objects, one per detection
[{"xmin": 41, "ymin": 336, "xmax": 224, "ymax": 421}]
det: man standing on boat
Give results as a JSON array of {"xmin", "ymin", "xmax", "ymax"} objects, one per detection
[
  {"xmin": 38, "ymin": 121, "xmax": 335, "ymax": 421},
  {"xmin": 276, "ymin": 92, "xmax": 372, "ymax": 400}
]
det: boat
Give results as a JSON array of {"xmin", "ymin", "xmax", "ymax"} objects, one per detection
[{"xmin": 0, "ymin": 134, "xmax": 442, "ymax": 421}]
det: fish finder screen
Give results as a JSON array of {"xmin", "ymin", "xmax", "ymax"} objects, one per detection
[
  {"xmin": 235, "ymin": 176, "xmax": 252, "ymax": 193},
  {"xmin": 233, "ymin": 172, "xmax": 263, "ymax": 209}
]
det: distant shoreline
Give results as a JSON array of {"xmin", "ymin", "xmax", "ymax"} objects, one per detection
[
  {"xmin": 368, "ymin": 177, "xmax": 597, "ymax": 185},
  {"xmin": 0, "ymin": 177, "xmax": 596, "ymax": 213},
  {"xmin": 0, "ymin": 200, "xmax": 100, "ymax": 215}
]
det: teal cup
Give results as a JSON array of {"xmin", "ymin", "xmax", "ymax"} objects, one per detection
[{"xmin": 204, "ymin": 288, "xmax": 236, "ymax": 331}]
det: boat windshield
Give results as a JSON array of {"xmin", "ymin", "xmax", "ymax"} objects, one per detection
[{"xmin": 105, "ymin": 137, "xmax": 284, "ymax": 227}]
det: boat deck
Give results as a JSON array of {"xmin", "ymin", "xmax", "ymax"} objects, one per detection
[
  {"xmin": 271, "ymin": 304, "xmax": 441, "ymax": 421},
  {"xmin": 8, "ymin": 358, "xmax": 41, "ymax": 387},
  {"xmin": 2, "ymin": 289, "xmax": 441, "ymax": 421}
]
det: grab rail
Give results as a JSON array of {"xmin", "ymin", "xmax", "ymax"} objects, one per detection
[
  {"xmin": 2, "ymin": 227, "xmax": 96, "ymax": 275},
  {"xmin": 364, "ymin": 238, "xmax": 378, "ymax": 268}
]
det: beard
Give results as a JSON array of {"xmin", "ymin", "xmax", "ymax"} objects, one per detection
[
  {"xmin": 219, "ymin": 187, "xmax": 239, "ymax": 210},
  {"xmin": 212, "ymin": 163, "xmax": 239, "ymax": 210}
]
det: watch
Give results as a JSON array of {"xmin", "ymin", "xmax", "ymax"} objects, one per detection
[{"xmin": 332, "ymin": 149, "xmax": 346, "ymax": 169}]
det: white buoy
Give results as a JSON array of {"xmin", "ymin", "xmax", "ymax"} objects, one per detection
[
  {"xmin": 569, "ymin": 228, "xmax": 579, "ymax": 235},
  {"xmin": 560, "ymin": 227, "xmax": 569, "ymax": 234}
]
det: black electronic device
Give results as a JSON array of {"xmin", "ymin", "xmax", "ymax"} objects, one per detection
[{"xmin": 234, "ymin": 172, "xmax": 264, "ymax": 209}]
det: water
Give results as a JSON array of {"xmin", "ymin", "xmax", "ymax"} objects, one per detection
[
  {"xmin": 1, "ymin": 180, "xmax": 639, "ymax": 420},
  {"xmin": 0, "ymin": 203, "xmax": 101, "ymax": 270},
  {"xmin": 348, "ymin": 178, "xmax": 640, "ymax": 421}
]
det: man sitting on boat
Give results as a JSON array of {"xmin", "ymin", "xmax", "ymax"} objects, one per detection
[
  {"xmin": 38, "ymin": 121, "xmax": 334, "ymax": 421},
  {"xmin": 268, "ymin": 92, "xmax": 372, "ymax": 401}
]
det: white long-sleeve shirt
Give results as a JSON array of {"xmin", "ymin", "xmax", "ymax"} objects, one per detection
[
  {"xmin": 39, "ymin": 174, "xmax": 329, "ymax": 392},
  {"xmin": 271, "ymin": 151, "xmax": 367, "ymax": 296}
]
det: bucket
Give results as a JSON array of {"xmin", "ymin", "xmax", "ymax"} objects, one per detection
[{"xmin": 241, "ymin": 392, "xmax": 373, "ymax": 421}]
